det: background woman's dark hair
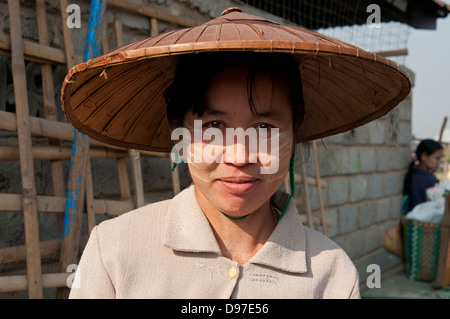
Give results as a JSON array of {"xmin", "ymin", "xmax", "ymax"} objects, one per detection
[
  {"xmin": 164, "ymin": 51, "xmax": 305, "ymax": 142},
  {"xmin": 403, "ymin": 139, "xmax": 443, "ymax": 197}
]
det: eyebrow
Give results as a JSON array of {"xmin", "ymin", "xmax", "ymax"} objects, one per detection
[
  {"xmin": 202, "ymin": 108, "xmax": 228, "ymax": 117},
  {"xmin": 202, "ymin": 107, "xmax": 283, "ymax": 120}
]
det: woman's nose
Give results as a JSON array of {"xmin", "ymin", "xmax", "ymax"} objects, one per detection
[{"xmin": 223, "ymin": 142, "xmax": 257, "ymax": 166}]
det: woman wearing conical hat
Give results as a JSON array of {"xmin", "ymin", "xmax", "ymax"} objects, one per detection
[{"xmin": 64, "ymin": 8, "xmax": 411, "ymax": 299}]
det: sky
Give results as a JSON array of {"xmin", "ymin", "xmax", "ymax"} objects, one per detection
[{"xmin": 405, "ymin": 11, "xmax": 450, "ymax": 142}]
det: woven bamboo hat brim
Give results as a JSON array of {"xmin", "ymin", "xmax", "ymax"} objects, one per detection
[{"xmin": 61, "ymin": 7, "xmax": 411, "ymax": 152}]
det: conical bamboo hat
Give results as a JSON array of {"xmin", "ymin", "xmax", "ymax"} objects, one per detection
[{"xmin": 61, "ymin": 7, "xmax": 411, "ymax": 152}]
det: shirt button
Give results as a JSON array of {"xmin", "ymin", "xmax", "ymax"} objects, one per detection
[{"xmin": 228, "ymin": 267, "xmax": 238, "ymax": 279}]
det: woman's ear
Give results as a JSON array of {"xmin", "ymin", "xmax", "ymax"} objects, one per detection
[{"xmin": 419, "ymin": 152, "xmax": 427, "ymax": 163}]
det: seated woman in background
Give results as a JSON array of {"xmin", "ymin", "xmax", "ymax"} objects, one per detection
[{"xmin": 403, "ymin": 139, "xmax": 443, "ymax": 212}]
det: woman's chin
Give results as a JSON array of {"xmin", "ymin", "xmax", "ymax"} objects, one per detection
[{"xmin": 211, "ymin": 182, "xmax": 262, "ymax": 213}]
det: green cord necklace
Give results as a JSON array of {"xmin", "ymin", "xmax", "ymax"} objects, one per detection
[{"xmin": 220, "ymin": 211, "xmax": 252, "ymax": 220}]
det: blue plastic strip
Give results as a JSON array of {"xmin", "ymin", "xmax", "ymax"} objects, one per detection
[{"xmin": 62, "ymin": 0, "xmax": 107, "ymax": 239}]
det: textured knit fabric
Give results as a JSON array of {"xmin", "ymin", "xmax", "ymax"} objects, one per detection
[
  {"xmin": 69, "ymin": 185, "xmax": 360, "ymax": 299},
  {"xmin": 409, "ymin": 167, "xmax": 439, "ymax": 211}
]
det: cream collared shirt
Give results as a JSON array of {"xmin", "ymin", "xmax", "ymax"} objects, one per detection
[{"xmin": 69, "ymin": 185, "xmax": 360, "ymax": 299}]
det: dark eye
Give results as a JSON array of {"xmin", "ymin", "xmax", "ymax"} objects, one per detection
[
  {"xmin": 258, "ymin": 123, "xmax": 272, "ymax": 129},
  {"xmin": 256, "ymin": 123, "xmax": 275, "ymax": 132},
  {"xmin": 204, "ymin": 121, "xmax": 223, "ymax": 129}
]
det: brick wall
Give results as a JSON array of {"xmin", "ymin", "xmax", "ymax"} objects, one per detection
[{"xmin": 300, "ymin": 89, "xmax": 413, "ymax": 289}]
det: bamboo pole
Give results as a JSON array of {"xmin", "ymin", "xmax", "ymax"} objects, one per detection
[
  {"xmin": 36, "ymin": 0, "xmax": 66, "ymax": 236},
  {"xmin": 312, "ymin": 141, "xmax": 327, "ymax": 236},
  {"xmin": 117, "ymin": 158, "xmax": 132, "ymax": 201},
  {"xmin": 129, "ymin": 150, "xmax": 145, "ymax": 207},
  {"xmin": 294, "ymin": 173, "xmax": 328, "ymax": 188},
  {"xmin": 108, "ymin": 0, "xmax": 200, "ymax": 27},
  {"xmin": 59, "ymin": 0, "xmax": 77, "ymax": 69},
  {"xmin": 375, "ymin": 49, "xmax": 408, "ymax": 57},
  {"xmin": 85, "ymin": 160, "xmax": 97, "ymax": 234},
  {"xmin": 0, "ymin": 194, "xmax": 66, "ymax": 213},
  {"xmin": 0, "ymin": 33, "xmax": 83, "ymax": 65},
  {"xmin": 8, "ymin": 0, "xmax": 43, "ymax": 299},
  {"xmin": 57, "ymin": 0, "xmax": 107, "ymax": 299},
  {"xmin": 114, "ymin": 19, "xmax": 123, "ymax": 47},
  {"xmin": 150, "ymin": 17, "xmax": 159, "ymax": 37},
  {"xmin": 113, "ymin": 20, "xmax": 145, "ymax": 208},
  {"xmin": 0, "ymin": 236, "xmax": 88, "ymax": 265},
  {"xmin": 300, "ymin": 161, "xmax": 313, "ymax": 229},
  {"xmin": 0, "ymin": 193, "xmax": 134, "ymax": 216},
  {"xmin": 0, "ymin": 110, "xmax": 170, "ymax": 158},
  {"xmin": 58, "ymin": 130, "xmax": 89, "ymax": 290},
  {"xmin": 438, "ymin": 116, "xmax": 448, "ymax": 143},
  {"xmin": 0, "ymin": 273, "xmax": 71, "ymax": 293},
  {"xmin": 0, "ymin": 145, "xmax": 132, "ymax": 161},
  {"xmin": 435, "ymin": 194, "xmax": 450, "ymax": 288},
  {"xmin": 0, "ymin": 110, "xmax": 74, "ymax": 141},
  {"xmin": 102, "ymin": 18, "xmax": 110, "ymax": 53}
]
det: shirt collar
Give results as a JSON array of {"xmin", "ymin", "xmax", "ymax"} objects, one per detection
[{"xmin": 163, "ymin": 184, "xmax": 308, "ymax": 274}]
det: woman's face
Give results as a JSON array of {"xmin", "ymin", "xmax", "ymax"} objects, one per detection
[
  {"xmin": 420, "ymin": 149, "xmax": 443, "ymax": 172},
  {"xmin": 183, "ymin": 66, "xmax": 294, "ymax": 218}
]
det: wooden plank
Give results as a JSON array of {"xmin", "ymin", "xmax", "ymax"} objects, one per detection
[{"xmin": 7, "ymin": 0, "xmax": 43, "ymax": 299}]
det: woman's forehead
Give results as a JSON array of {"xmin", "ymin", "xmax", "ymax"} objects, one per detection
[
  {"xmin": 203, "ymin": 66, "xmax": 291, "ymax": 114},
  {"xmin": 200, "ymin": 105, "xmax": 286, "ymax": 121}
]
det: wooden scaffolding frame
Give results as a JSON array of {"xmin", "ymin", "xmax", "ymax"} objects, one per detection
[{"xmin": 0, "ymin": 0, "xmax": 185, "ymax": 298}]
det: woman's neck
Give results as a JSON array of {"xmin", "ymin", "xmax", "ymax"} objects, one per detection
[
  {"xmin": 416, "ymin": 162, "xmax": 430, "ymax": 171},
  {"xmin": 194, "ymin": 186, "xmax": 276, "ymax": 265}
]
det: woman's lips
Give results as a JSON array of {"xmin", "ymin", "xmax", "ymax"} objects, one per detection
[{"xmin": 218, "ymin": 177, "xmax": 259, "ymax": 194}]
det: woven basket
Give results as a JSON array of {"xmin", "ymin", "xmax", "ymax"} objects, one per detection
[{"xmin": 402, "ymin": 218, "xmax": 442, "ymax": 282}]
